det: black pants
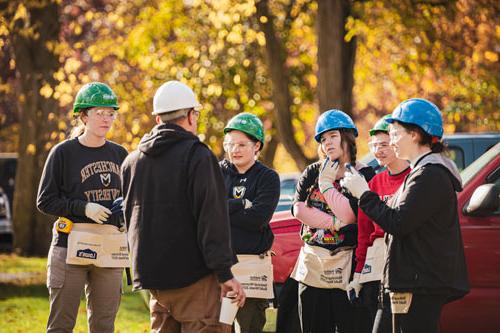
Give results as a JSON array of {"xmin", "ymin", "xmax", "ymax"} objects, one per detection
[
  {"xmin": 276, "ymin": 278, "xmax": 301, "ymax": 333},
  {"xmin": 364, "ymin": 283, "xmax": 390, "ymax": 333},
  {"xmin": 394, "ymin": 293, "xmax": 448, "ymax": 333},
  {"xmin": 298, "ymin": 282, "xmax": 356, "ymax": 333}
]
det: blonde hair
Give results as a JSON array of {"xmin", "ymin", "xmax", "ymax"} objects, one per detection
[{"xmin": 69, "ymin": 110, "xmax": 87, "ymax": 139}]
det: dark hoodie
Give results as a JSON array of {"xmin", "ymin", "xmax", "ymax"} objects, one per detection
[
  {"xmin": 359, "ymin": 152, "xmax": 470, "ymax": 301},
  {"xmin": 121, "ymin": 123, "xmax": 235, "ymax": 290},
  {"xmin": 219, "ymin": 160, "xmax": 280, "ymax": 254}
]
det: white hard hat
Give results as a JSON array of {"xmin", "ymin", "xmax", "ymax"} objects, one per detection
[{"xmin": 152, "ymin": 80, "xmax": 202, "ymax": 115}]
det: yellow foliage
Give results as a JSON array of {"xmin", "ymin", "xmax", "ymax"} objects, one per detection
[
  {"xmin": 26, "ymin": 144, "xmax": 36, "ymax": 155},
  {"xmin": 39, "ymin": 84, "xmax": 53, "ymax": 98},
  {"xmin": 484, "ymin": 51, "xmax": 498, "ymax": 62}
]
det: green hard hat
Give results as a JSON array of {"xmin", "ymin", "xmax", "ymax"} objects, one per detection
[
  {"xmin": 224, "ymin": 112, "xmax": 265, "ymax": 147},
  {"xmin": 369, "ymin": 114, "xmax": 391, "ymax": 136},
  {"xmin": 73, "ymin": 82, "xmax": 119, "ymax": 113}
]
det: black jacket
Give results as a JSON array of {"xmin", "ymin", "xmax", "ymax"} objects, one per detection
[
  {"xmin": 359, "ymin": 153, "xmax": 469, "ymax": 301},
  {"xmin": 220, "ymin": 160, "xmax": 280, "ymax": 254},
  {"xmin": 121, "ymin": 123, "xmax": 235, "ymax": 290}
]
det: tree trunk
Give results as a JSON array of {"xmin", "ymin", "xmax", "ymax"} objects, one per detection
[
  {"xmin": 255, "ymin": 0, "xmax": 315, "ymax": 170},
  {"xmin": 317, "ymin": 0, "xmax": 356, "ymax": 117},
  {"xmin": 4, "ymin": 0, "xmax": 61, "ymax": 255},
  {"xmin": 260, "ymin": 131, "xmax": 279, "ymax": 168}
]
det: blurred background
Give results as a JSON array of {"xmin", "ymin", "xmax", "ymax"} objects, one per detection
[
  {"xmin": 0, "ymin": 1, "xmax": 498, "ymax": 331},
  {"xmin": 1, "ymin": 0, "xmax": 498, "ymax": 255}
]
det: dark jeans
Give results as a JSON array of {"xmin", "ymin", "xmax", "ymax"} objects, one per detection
[
  {"xmin": 298, "ymin": 282, "xmax": 356, "ymax": 333},
  {"xmin": 362, "ymin": 282, "xmax": 390, "ymax": 333},
  {"xmin": 276, "ymin": 278, "xmax": 301, "ymax": 333},
  {"xmin": 394, "ymin": 293, "xmax": 448, "ymax": 333}
]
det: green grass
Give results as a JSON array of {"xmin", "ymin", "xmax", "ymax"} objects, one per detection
[
  {"xmin": 0, "ymin": 254, "xmax": 277, "ymax": 332},
  {"xmin": 0, "ymin": 254, "xmax": 149, "ymax": 333}
]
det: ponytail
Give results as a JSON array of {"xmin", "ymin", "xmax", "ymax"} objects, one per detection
[{"xmin": 69, "ymin": 109, "xmax": 88, "ymax": 139}]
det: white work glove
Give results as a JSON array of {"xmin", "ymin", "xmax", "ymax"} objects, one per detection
[
  {"xmin": 85, "ymin": 202, "xmax": 111, "ymax": 224},
  {"xmin": 347, "ymin": 272, "xmax": 363, "ymax": 301},
  {"xmin": 332, "ymin": 215, "xmax": 343, "ymax": 231},
  {"xmin": 340, "ymin": 165, "xmax": 370, "ymax": 199},
  {"xmin": 243, "ymin": 199, "xmax": 253, "ymax": 209},
  {"xmin": 318, "ymin": 158, "xmax": 339, "ymax": 193}
]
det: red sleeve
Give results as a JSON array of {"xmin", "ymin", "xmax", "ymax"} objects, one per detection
[{"xmin": 355, "ymin": 206, "xmax": 375, "ymax": 273}]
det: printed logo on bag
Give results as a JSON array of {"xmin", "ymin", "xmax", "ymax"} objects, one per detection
[
  {"xmin": 362, "ymin": 263, "xmax": 372, "ymax": 274},
  {"xmin": 100, "ymin": 173, "xmax": 111, "ymax": 187},
  {"xmin": 249, "ymin": 274, "xmax": 268, "ymax": 282},
  {"xmin": 76, "ymin": 248, "xmax": 97, "ymax": 260},
  {"xmin": 321, "ymin": 267, "xmax": 345, "ymax": 284},
  {"xmin": 233, "ymin": 186, "xmax": 246, "ymax": 198}
]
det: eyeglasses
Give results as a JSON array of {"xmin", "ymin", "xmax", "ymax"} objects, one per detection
[
  {"xmin": 368, "ymin": 141, "xmax": 392, "ymax": 152},
  {"xmin": 389, "ymin": 129, "xmax": 408, "ymax": 141},
  {"xmin": 191, "ymin": 110, "xmax": 200, "ymax": 118},
  {"xmin": 89, "ymin": 108, "xmax": 118, "ymax": 119},
  {"xmin": 223, "ymin": 141, "xmax": 255, "ymax": 152}
]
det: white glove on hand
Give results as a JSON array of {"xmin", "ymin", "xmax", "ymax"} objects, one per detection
[
  {"xmin": 243, "ymin": 199, "xmax": 253, "ymax": 209},
  {"xmin": 340, "ymin": 166, "xmax": 370, "ymax": 199},
  {"xmin": 85, "ymin": 202, "xmax": 111, "ymax": 224},
  {"xmin": 332, "ymin": 216, "xmax": 343, "ymax": 231},
  {"xmin": 346, "ymin": 272, "xmax": 363, "ymax": 301},
  {"xmin": 318, "ymin": 158, "xmax": 339, "ymax": 193}
]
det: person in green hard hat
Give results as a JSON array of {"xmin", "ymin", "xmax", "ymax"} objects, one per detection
[
  {"xmin": 219, "ymin": 112, "xmax": 280, "ymax": 333},
  {"xmin": 37, "ymin": 82, "xmax": 128, "ymax": 333},
  {"xmin": 347, "ymin": 114, "xmax": 410, "ymax": 332}
]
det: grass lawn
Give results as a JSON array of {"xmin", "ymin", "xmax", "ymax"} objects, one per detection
[
  {"xmin": 0, "ymin": 254, "xmax": 276, "ymax": 332},
  {"xmin": 0, "ymin": 254, "xmax": 150, "ymax": 332}
]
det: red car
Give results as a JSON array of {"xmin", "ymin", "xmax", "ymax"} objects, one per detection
[{"xmin": 270, "ymin": 143, "xmax": 500, "ymax": 332}]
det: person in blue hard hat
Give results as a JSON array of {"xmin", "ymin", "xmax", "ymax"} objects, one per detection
[
  {"xmin": 342, "ymin": 98, "xmax": 469, "ymax": 333},
  {"xmin": 287, "ymin": 109, "xmax": 375, "ymax": 333},
  {"xmin": 347, "ymin": 114, "xmax": 411, "ymax": 333}
]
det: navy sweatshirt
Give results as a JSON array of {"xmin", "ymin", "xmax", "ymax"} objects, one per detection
[
  {"xmin": 220, "ymin": 160, "xmax": 280, "ymax": 254},
  {"xmin": 37, "ymin": 138, "xmax": 128, "ymax": 247}
]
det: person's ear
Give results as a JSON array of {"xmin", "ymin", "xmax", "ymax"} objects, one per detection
[
  {"xmin": 80, "ymin": 112, "xmax": 88, "ymax": 125},
  {"xmin": 409, "ymin": 130, "xmax": 419, "ymax": 142},
  {"xmin": 254, "ymin": 141, "xmax": 261, "ymax": 153},
  {"xmin": 155, "ymin": 115, "xmax": 162, "ymax": 124},
  {"xmin": 187, "ymin": 110, "xmax": 196, "ymax": 126}
]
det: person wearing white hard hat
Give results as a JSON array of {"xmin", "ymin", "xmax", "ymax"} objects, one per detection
[{"xmin": 121, "ymin": 80, "xmax": 245, "ymax": 333}]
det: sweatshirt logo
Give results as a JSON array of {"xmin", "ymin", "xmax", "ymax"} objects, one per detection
[
  {"xmin": 233, "ymin": 186, "xmax": 246, "ymax": 199},
  {"xmin": 100, "ymin": 173, "xmax": 111, "ymax": 187}
]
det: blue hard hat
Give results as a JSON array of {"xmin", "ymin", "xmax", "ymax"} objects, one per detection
[
  {"xmin": 386, "ymin": 98, "xmax": 443, "ymax": 138},
  {"xmin": 314, "ymin": 109, "xmax": 358, "ymax": 142}
]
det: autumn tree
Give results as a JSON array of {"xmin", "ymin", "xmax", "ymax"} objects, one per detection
[{"xmin": 0, "ymin": 0, "xmax": 60, "ymax": 255}]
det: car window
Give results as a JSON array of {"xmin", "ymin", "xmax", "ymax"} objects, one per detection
[
  {"xmin": 461, "ymin": 143, "xmax": 500, "ymax": 187},
  {"xmin": 280, "ymin": 179, "xmax": 297, "ymax": 197},
  {"xmin": 491, "ymin": 171, "xmax": 500, "ymax": 216},
  {"xmin": 447, "ymin": 146, "xmax": 465, "ymax": 171}
]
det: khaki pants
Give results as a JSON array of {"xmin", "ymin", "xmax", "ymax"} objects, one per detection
[
  {"xmin": 46, "ymin": 245, "xmax": 122, "ymax": 333},
  {"xmin": 149, "ymin": 274, "xmax": 230, "ymax": 333}
]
